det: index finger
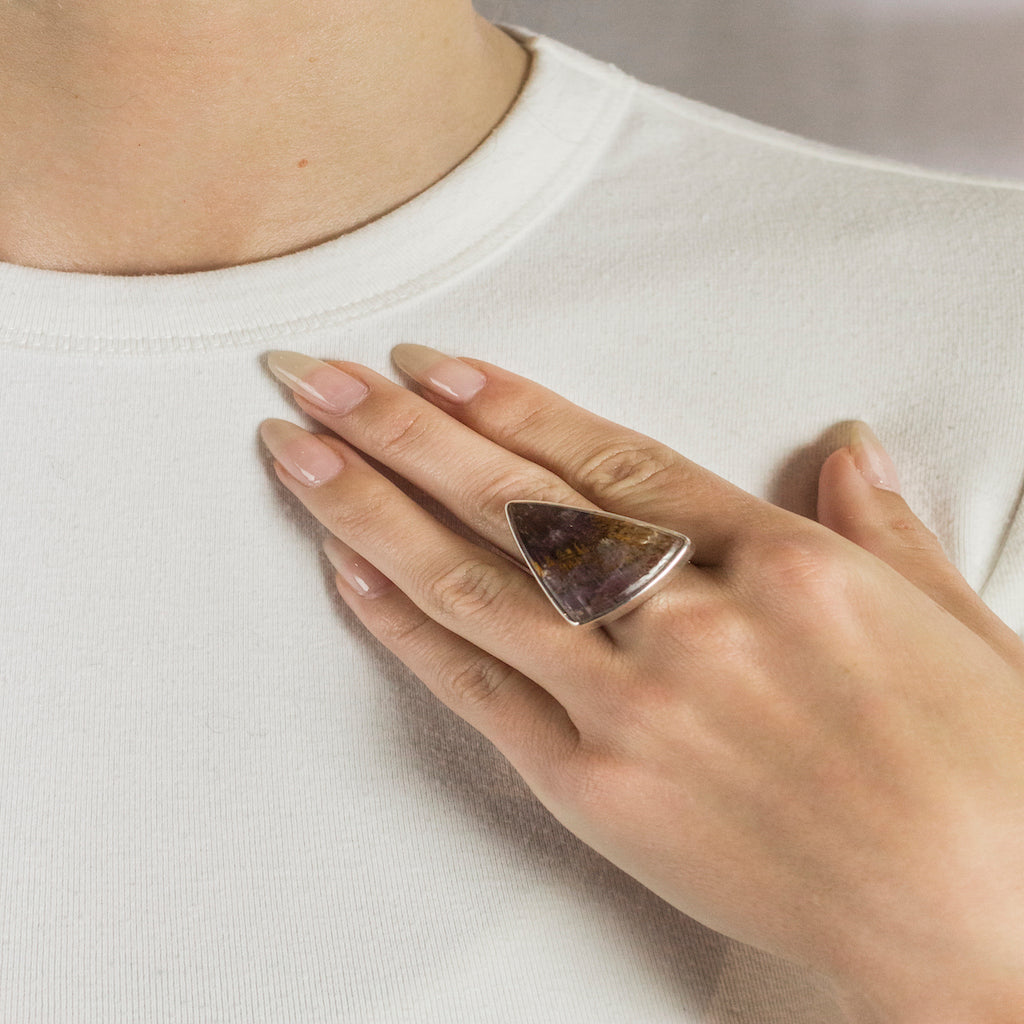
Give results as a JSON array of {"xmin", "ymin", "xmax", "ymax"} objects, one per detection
[{"xmin": 391, "ymin": 346, "xmax": 782, "ymax": 567}]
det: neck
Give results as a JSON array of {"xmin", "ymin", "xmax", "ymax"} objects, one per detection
[{"xmin": 0, "ymin": 1, "xmax": 530, "ymax": 275}]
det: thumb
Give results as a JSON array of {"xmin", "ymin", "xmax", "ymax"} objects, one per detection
[{"xmin": 817, "ymin": 421, "xmax": 1023, "ymax": 665}]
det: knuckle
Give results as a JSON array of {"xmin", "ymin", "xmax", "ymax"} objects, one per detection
[
  {"xmin": 427, "ymin": 557, "xmax": 510, "ymax": 623},
  {"xmin": 367, "ymin": 406, "xmax": 432, "ymax": 459},
  {"xmin": 324, "ymin": 488, "xmax": 392, "ymax": 538},
  {"xmin": 442, "ymin": 656, "xmax": 517, "ymax": 713},
  {"xmin": 749, "ymin": 532, "xmax": 861, "ymax": 634},
  {"xmin": 674, "ymin": 594, "xmax": 757, "ymax": 660},
  {"xmin": 850, "ymin": 509, "xmax": 943, "ymax": 556},
  {"xmin": 369, "ymin": 604, "xmax": 433, "ymax": 649},
  {"xmin": 757, "ymin": 532, "xmax": 847, "ymax": 594},
  {"xmin": 578, "ymin": 439, "xmax": 676, "ymax": 499},
  {"xmin": 887, "ymin": 514, "xmax": 945, "ymax": 554},
  {"xmin": 474, "ymin": 466, "xmax": 572, "ymax": 528},
  {"xmin": 489, "ymin": 393, "xmax": 554, "ymax": 448}
]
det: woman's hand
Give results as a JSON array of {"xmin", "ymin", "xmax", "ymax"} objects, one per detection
[{"xmin": 259, "ymin": 345, "xmax": 1024, "ymax": 1024}]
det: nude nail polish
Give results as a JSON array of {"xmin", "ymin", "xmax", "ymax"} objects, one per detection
[
  {"xmin": 259, "ymin": 418, "xmax": 345, "ymax": 487},
  {"xmin": 323, "ymin": 537, "xmax": 393, "ymax": 597},
  {"xmin": 391, "ymin": 343, "xmax": 486, "ymax": 403},
  {"xmin": 850, "ymin": 422, "xmax": 901, "ymax": 493},
  {"xmin": 267, "ymin": 350, "xmax": 368, "ymax": 415}
]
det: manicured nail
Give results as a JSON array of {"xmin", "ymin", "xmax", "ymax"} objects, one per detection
[
  {"xmin": 391, "ymin": 343, "xmax": 486, "ymax": 403},
  {"xmin": 266, "ymin": 350, "xmax": 368, "ymax": 415},
  {"xmin": 259, "ymin": 418, "xmax": 345, "ymax": 487},
  {"xmin": 322, "ymin": 536, "xmax": 393, "ymax": 597},
  {"xmin": 850, "ymin": 421, "xmax": 901, "ymax": 493}
]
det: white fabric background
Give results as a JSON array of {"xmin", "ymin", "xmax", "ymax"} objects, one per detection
[
  {"xmin": 479, "ymin": 0, "xmax": 1024, "ymax": 182},
  {"xmin": 3, "ymin": 22, "xmax": 1023, "ymax": 1022}
]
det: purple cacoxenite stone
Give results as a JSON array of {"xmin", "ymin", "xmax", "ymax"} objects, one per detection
[{"xmin": 506, "ymin": 502, "xmax": 691, "ymax": 626}]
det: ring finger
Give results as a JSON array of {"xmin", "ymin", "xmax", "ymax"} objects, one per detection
[{"xmin": 257, "ymin": 419, "xmax": 619, "ymax": 699}]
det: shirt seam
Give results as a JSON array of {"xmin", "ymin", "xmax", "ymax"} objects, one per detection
[{"xmin": 0, "ymin": 64, "xmax": 638, "ymax": 355}]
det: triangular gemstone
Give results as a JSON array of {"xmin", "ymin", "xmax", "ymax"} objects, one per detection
[{"xmin": 505, "ymin": 501, "xmax": 692, "ymax": 626}]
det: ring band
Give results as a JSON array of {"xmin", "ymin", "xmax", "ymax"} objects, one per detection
[{"xmin": 505, "ymin": 501, "xmax": 694, "ymax": 627}]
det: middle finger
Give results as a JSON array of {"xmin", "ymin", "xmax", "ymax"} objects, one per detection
[
  {"xmin": 267, "ymin": 350, "xmax": 601, "ymax": 559},
  {"xmin": 258, "ymin": 417, "xmax": 616, "ymax": 689}
]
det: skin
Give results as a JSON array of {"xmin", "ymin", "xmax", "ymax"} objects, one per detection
[
  {"xmin": 3, "ymin": 0, "xmax": 1021, "ymax": 1015},
  {"xmin": 259, "ymin": 346, "xmax": 1024, "ymax": 1023},
  {"xmin": 0, "ymin": 0, "xmax": 529, "ymax": 274}
]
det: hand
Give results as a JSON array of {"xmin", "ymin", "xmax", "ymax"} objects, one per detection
[{"xmin": 259, "ymin": 345, "xmax": 1024, "ymax": 1024}]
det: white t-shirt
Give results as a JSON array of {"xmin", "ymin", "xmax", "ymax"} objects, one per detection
[{"xmin": 1, "ymin": 22, "xmax": 1021, "ymax": 1023}]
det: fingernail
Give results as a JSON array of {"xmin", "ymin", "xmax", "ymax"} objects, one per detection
[
  {"xmin": 850, "ymin": 422, "xmax": 901, "ymax": 493},
  {"xmin": 391, "ymin": 343, "xmax": 486, "ymax": 403},
  {"xmin": 266, "ymin": 350, "xmax": 368, "ymax": 415},
  {"xmin": 322, "ymin": 536, "xmax": 393, "ymax": 597},
  {"xmin": 259, "ymin": 418, "xmax": 345, "ymax": 487}
]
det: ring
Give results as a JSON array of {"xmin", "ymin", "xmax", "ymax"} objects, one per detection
[{"xmin": 505, "ymin": 501, "xmax": 694, "ymax": 627}]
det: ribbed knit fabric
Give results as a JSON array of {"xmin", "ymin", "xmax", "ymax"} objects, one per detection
[{"xmin": 1, "ymin": 22, "xmax": 1021, "ymax": 1023}]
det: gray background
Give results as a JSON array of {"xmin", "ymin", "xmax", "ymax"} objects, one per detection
[{"xmin": 479, "ymin": 0, "xmax": 1024, "ymax": 182}]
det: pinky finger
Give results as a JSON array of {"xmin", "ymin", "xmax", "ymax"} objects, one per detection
[{"xmin": 322, "ymin": 537, "xmax": 581, "ymax": 790}]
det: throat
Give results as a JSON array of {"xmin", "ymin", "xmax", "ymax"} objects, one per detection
[{"xmin": 0, "ymin": 13, "xmax": 530, "ymax": 275}]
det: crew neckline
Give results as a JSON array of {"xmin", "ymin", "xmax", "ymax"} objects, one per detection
[{"xmin": 0, "ymin": 25, "xmax": 636, "ymax": 355}]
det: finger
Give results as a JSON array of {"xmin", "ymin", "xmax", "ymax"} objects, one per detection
[
  {"xmin": 264, "ymin": 350, "xmax": 600, "ymax": 563},
  {"xmin": 818, "ymin": 438, "xmax": 1024, "ymax": 673},
  {"xmin": 389, "ymin": 345, "xmax": 779, "ymax": 568},
  {"xmin": 258, "ymin": 417, "xmax": 617, "ymax": 699},
  {"xmin": 321, "ymin": 536, "xmax": 580, "ymax": 790}
]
